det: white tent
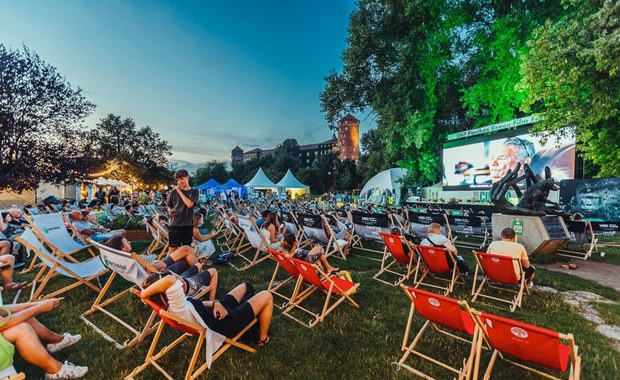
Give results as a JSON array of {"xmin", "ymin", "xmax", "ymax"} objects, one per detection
[
  {"xmin": 94, "ymin": 177, "xmax": 129, "ymax": 188},
  {"xmin": 359, "ymin": 168, "xmax": 408, "ymax": 205},
  {"xmin": 276, "ymin": 169, "xmax": 309, "ymax": 199},
  {"xmin": 244, "ymin": 167, "xmax": 279, "ymax": 193}
]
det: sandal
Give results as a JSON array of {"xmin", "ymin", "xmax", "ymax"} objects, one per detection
[
  {"xmin": 257, "ymin": 336, "xmax": 270, "ymax": 347},
  {"xmin": 6, "ymin": 281, "xmax": 27, "ymax": 290}
]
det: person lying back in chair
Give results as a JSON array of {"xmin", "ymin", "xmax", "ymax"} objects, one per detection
[
  {"xmin": 280, "ymin": 233, "xmax": 339, "ymax": 274},
  {"xmin": 139, "ymin": 272, "xmax": 273, "ymax": 346},
  {"xmin": 106, "ymin": 236, "xmax": 218, "ymax": 300},
  {"xmin": 487, "ymin": 227, "xmax": 536, "ymax": 288},
  {"xmin": 420, "ymin": 223, "xmax": 471, "ymax": 277},
  {"xmin": 0, "ymin": 299, "xmax": 87, "ymax": 379},
  {"xmin": 0, "ymin": 245, "xmax": 27, "ymax": 290},
  {"xmin": 69, "ymin": 211, "xmax": 125, "ymax": 243}
]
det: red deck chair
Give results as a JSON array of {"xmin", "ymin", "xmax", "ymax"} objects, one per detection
[
  {"xmin": 266, "ymin": 248, "xmax": 316, "ymax": 311},
  {"xmin": 414, "ymin": 245, "xmax": 465, "ymax": 295},
  {"xmin": 471, "ymin": 310, "xmax": 581, "ymax": 380},
  {"xmin": 398, "ymin": 286, "xmax": 480, "ymax": 380},
  {"xmin": 284, "ymin": 257, "xmax": 359, "ymax": 328},
  {"xmin": 125, "ymin": 290, "xmax": 257, "ymax": 380},
  {"xmin": 471, "ymin": 251, "xmax": 529, "ymax": 312},
  {"xmin": 373, "ymin": 232, "xmax": 418, "ymax": 286}
]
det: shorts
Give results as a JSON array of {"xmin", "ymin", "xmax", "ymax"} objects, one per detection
[
  {"xmin": 293, "ymin": 248, "xmax": 321, "ymax": 264},
  {"xmin": 182, "ymin": 269, "xmax": 212, "ymax": 297},
  {"xmin": 523, "ymin": 265, "xmax": 536, "ymax": 280},
  {"xmin": 168, "ymin": 225, "xmax": 193, "ymax": 248},
  {"xmin": 189, "ymin": 294, "xmax": 257, "ymax": 339}
]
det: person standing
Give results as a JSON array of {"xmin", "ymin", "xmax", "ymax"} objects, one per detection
[{"xmin": 167, "ymin": 169, "xmax": 199, "ymax": 253}]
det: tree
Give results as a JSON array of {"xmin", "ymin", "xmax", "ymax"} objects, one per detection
[
  {"xmin": 0, "ymin": 44, "xmax": 95, "ymax": 191},
  {"xmin": 334, "ymin": 159, "xmax": 363, "ymax": 191},
  {"xmin": 89, "ymin": 114, "xmax": 172, "ymax": 186},
  {"xmin": 519, "ymin": 0, "xmax": 620, "ymax": 176},
  {"xmin": 192, "ymin": 160, "xmax": 229, "ymax": 186},
  {"xmin": 267, "ymin": 138, "xmax": 302, "ymax": 180}
]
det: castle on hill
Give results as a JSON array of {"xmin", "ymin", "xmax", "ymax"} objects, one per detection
[{"xmin": 231, "ymin": 114, "xmax": 360, "ymax": 166}]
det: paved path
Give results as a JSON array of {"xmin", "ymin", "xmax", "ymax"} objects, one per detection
[{"xmin": 539, "ymin": 260, "xmax": 620, "ymax": 292}]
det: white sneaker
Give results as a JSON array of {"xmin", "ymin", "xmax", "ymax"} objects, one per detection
[
  {"xmin": 527, "ymin": 281, "xmax": 534, "ymax": 289},
  {"xmin": 47, "ymin": 333, "xmax": 81, "ymax": 353},
  {"xmin": 45, "ymin": 361, "xmax": 88, "ymax": 379}
]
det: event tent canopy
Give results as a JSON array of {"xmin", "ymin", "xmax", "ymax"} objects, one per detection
[
  {"xmin": 244, "ymin": 167, "xmax": 278, "ymax": 192},
  {"xmin": 94, "ymin": 177, "xmax": 129, "ymax": 188},
  {"xmin": 359, "ymin": 168, "xmax": 408, "ymax": 205},
  {"xmin": 195, "ymin": 178, "xmax": 221, "ymax": 190},
  {"xmin": 276, "ymin": 169, "xmax": 308, "ymax": 190},
  {"xmin": 222, "ymin": 179, "xmax": 248, "ymax": 197}
]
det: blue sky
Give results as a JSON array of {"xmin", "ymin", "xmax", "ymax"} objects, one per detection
[{"xmin": 0, "ymin": 0, "xmax": 363, "ymax": 165}]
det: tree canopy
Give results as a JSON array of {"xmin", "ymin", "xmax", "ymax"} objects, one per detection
[
  {"xmin": 320, "ymin": 0, "xmax": 619, "ymax": 184},
  {"xmin": 0, "ymin": 44, "xmax": 95, "ymax": 191}
]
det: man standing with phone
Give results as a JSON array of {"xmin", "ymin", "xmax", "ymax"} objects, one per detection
[{"xmin": 167, "ymin": 169, "xmax": 199, "ymax": 253}]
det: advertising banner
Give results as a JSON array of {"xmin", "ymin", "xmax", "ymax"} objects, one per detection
[
  {"xmin": 408, "ymin": 213, "xmax": 448, "ymax": 237},
  {"xmin": 446, "ymin": 215, "xmax": 484, "ymax": 236},
  {"xmin": 351, "ymin": 211, "xmax": 391, "ymax": 241}
]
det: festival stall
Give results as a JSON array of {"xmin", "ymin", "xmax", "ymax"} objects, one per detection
[
  {"xmin": 244, "ymin": 167, "xmax": 279, "ymax": 199},
  {"xmin": 222, "ymin": 179, "xmax": 248, "ymax": 199},
  {"xmin": 276, "ymin": 169, "xmax": 309, "ymax": 199}
]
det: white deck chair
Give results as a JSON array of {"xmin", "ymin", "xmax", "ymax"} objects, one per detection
[
  {"xmin": 81, "ymin": 240, "xmax": 159, "ymax": 349},
  {"xmin": 15, "ymin": 229, "xmax": 108, "ymax": 301},
  {"xmin": 297, "ymin": 213, "xmax": 349, "ymax": 260},
  {"xmin": 23, "ymin": 212, "xmax": 95, "ymax": 263},
  {"xmin": 232, "ymin": 215, "xmax": 271, "ymax": 271}
]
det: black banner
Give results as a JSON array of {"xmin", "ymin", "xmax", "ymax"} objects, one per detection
[
  {"xmin": 297, "ymin": 213, "xmax": 323, "ymax": 229},
  {"xmin": 335, "ymin": 208, "xmax": 348, "ymax": 219},
  {"xmin": 446, "ymin": 215, "xmax": 484, "ymax": 236},
  {"xmin": 351, "ymin": 211, "xmax": 391, "ymax": 240},
  {"xmin": 590, "ymin": 222, "xmax": 620, "ymax": 236},
  {"xmin": 408, "ymin": 213, "xmax": 448, "ymax": 237},
  {"xmin": 403, "ymin": 202, "xmax": 498, "ymax": 216}
]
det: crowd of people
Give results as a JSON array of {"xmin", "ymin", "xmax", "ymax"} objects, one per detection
[{"xmin": 0, "ymin": 167, "xmax": 572, "ymax": 378}]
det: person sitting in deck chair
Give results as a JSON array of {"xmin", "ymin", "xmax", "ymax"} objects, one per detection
[
  {"xmin": 390, "ymin": 228, "xmax": 418, "ymax": 259},
  {"xmin": 261, "ymin": 212, "xmax": 282, "ymax": 250},
  {"xmin": 420, "ymin": 223, "xmax": 471, "ymax": 277},
  {"xmin": 0, "ymin": 299, "xmax": 87, "ymax": 379},
  {"xmin": 0, "ymin": 247, "xmax": 27, "ymax": 290},
  {"xmin": 106, "ymin": 236, "xmax": 218, "ymax": 299},
  {"xmin": 69, "ymin": 211, "xmax": 125, "ymax": 243},
  {"xmin": 324, "ymin": 213, "xmax": 351, "ymax": 257},
  {"xmin": 192, "ymin": 212, "xmax": 218, "ymax": 259},
  {"xmin": 280, "ymin": 233, "xmax": 339, "ymax": 274},
  {"xmin": 486, "ymin": 227, "xmax": 536, "ymax": 288},
  {"xmin": 139, "ymin": 272, "xmax": 273, "ymax": 346}
]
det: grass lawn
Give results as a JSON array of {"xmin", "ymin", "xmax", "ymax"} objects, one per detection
[{"xmin": 7, "ymin": 236, "xmax": 620, "ymax": 379}]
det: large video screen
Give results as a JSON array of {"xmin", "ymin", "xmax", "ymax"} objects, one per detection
[{"xmin": 442, "ymin": 129, "xmax": 575, "ymax": 190}]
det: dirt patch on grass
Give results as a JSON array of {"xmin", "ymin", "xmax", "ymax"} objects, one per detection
[{"xmin": 539, "ymin": 260, "xmax": 620, "ymax": 292}]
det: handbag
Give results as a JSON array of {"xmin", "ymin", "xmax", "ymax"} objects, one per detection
[{"xmin": 0, "ymin": 307, "xmax": 15, "ymax": 370}]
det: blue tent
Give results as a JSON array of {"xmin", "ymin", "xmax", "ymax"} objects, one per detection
[
  {"xmin": 222, "ymin": 179, "xmax": 248, "ymax": 198},
  {"xmin": 196, "ymin": 178, "xmax": 221, "ymax": 190}
]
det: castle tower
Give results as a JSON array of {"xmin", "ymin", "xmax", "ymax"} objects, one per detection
[
  {"xmin": 337, "ymin": 114, "xmax": 359, "ymax": 161},
  {"xmin": 231, "ymin": 146, "xmax": 244, "ymax": 164}
]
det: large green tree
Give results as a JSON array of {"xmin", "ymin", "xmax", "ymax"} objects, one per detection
[
  {"xmin": 0, "ymin": 44, "xmax": 95, "ymax": 191},
  {"xmin": 519, "ymin": 0, "xmax": 620, "ymax": 176},
  {"xmin": 89, "ymin": 114, "xmax": 172, "ymax": 186},
  {"xmin": 192, "ymin": 160, "xmax": 229, "ymax": 186}
]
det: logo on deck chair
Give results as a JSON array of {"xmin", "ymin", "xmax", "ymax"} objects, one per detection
[
  {"xmin": 510, "ymin": 327, "xmax": 529, "ymax": 339},
  {"xmin": 491, "ymin": 257, "xmax": 500, "ymax": 263},
  {"xmin": 428, "ymin": 298, "xmax": 440, "ymax": 307},
  {"xmin": 388, "ymin": 237, "xmax": 395, "ymax": 244}
]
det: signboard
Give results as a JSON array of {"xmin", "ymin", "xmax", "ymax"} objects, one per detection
[
  {"xmin": 408, "ymin": 213, "xmax": 448, "ymax": 237},
  {"xmin": 446, "ymin": 116, "xmax": 540, "ymax": 141},
  {"xmin": 511, "ymin": 219, "xmax": 524, "ymax": 236},
  {"xmin": 590, "ymin": 222, "xmax": 620, "ymax": 237},
  {"xmin": 446, "ymin": 215, "xmax": 484, "ymax": 236}
]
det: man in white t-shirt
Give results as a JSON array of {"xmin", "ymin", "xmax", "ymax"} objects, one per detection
[
  {"xmin": 420, "ymin": 223, "xmax": 471, "ymax": 276},
  {"xmin": 486, "ymin": 227, "xmax": 536, "ymax": 287}
]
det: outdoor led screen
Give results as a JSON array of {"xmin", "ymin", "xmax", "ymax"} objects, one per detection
[{"xmin": 442, "ymin": 128, "xmax": 575, "ymax": 190}]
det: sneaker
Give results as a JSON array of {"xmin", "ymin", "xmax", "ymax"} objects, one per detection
[
  {"xmin": 527, "ymin": 281, "xmax": 534, "ymax": 289},
  {"xmin": 47, "ymin": 333, "xmax": 81, "ymax": 353},
  {"xmin": 45, "ymin": 361, "xmax": 88, "ymax": 379}
]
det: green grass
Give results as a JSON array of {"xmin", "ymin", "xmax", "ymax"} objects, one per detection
[{"xmin": 7, "ymin": 238, "xmax": 620, "ymax": 379}]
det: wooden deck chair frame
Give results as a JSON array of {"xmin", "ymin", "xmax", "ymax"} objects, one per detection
[
  {"xmin": 125, "ymin": 289, "xmax": 257, "ymax": 380},
  {"xmin": 80, "ymin": 239, "xmax": 161, "ymax": 349},
  {"xmin": 232, "ymin": 215, "xmax": 271, "ymax": 271},
  {"xmin": 15, "ymin": 229, "xmax": 108, "ymax": 301},
  {"xmin": 468, "ymin": 308, "xmax": 581, "ymax": 380},
  {"xmin": 373, "ymin": 232, "xmax": 419, "ymax": 286},
  {"xmin": 471, "ymin": 251, "xmax": 529, "ymax": 312},
  {"xmin": 320, "ymin": 214, "xmax": 350, "ymax": 260},
  {"xmin": 414, "ymin": 245, "xmax": 465, "ymax": 295},
  {"xmin": 397, "ymin": 285, "xmax": 480, "ymax": 380},
  {"xmin": 151, "ymin": 219, "xmax": 171, "ymax": 258},
  {"xmin": 283, "ymin": 257, "xmax": 359, "ymax": 328},
  {"xmin": 266, "ymin": 248, "xmax": 316, "ymax": 311},
  {"xmin": 557, "ymin": 220, "xmax": 598, "ymax": 260},
  {"xmin": 144, "ymin": 218, "xmax": 165, "ymax": 255}
]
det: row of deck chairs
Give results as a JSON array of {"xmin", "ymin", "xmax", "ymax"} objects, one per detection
[
  {"xmin": 375, "ymin": 231, "xmax": 531, "ymax": 312},
  {"xmin": 398, "ymin": 286, "xmax": 580, "ymax": 380}
]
